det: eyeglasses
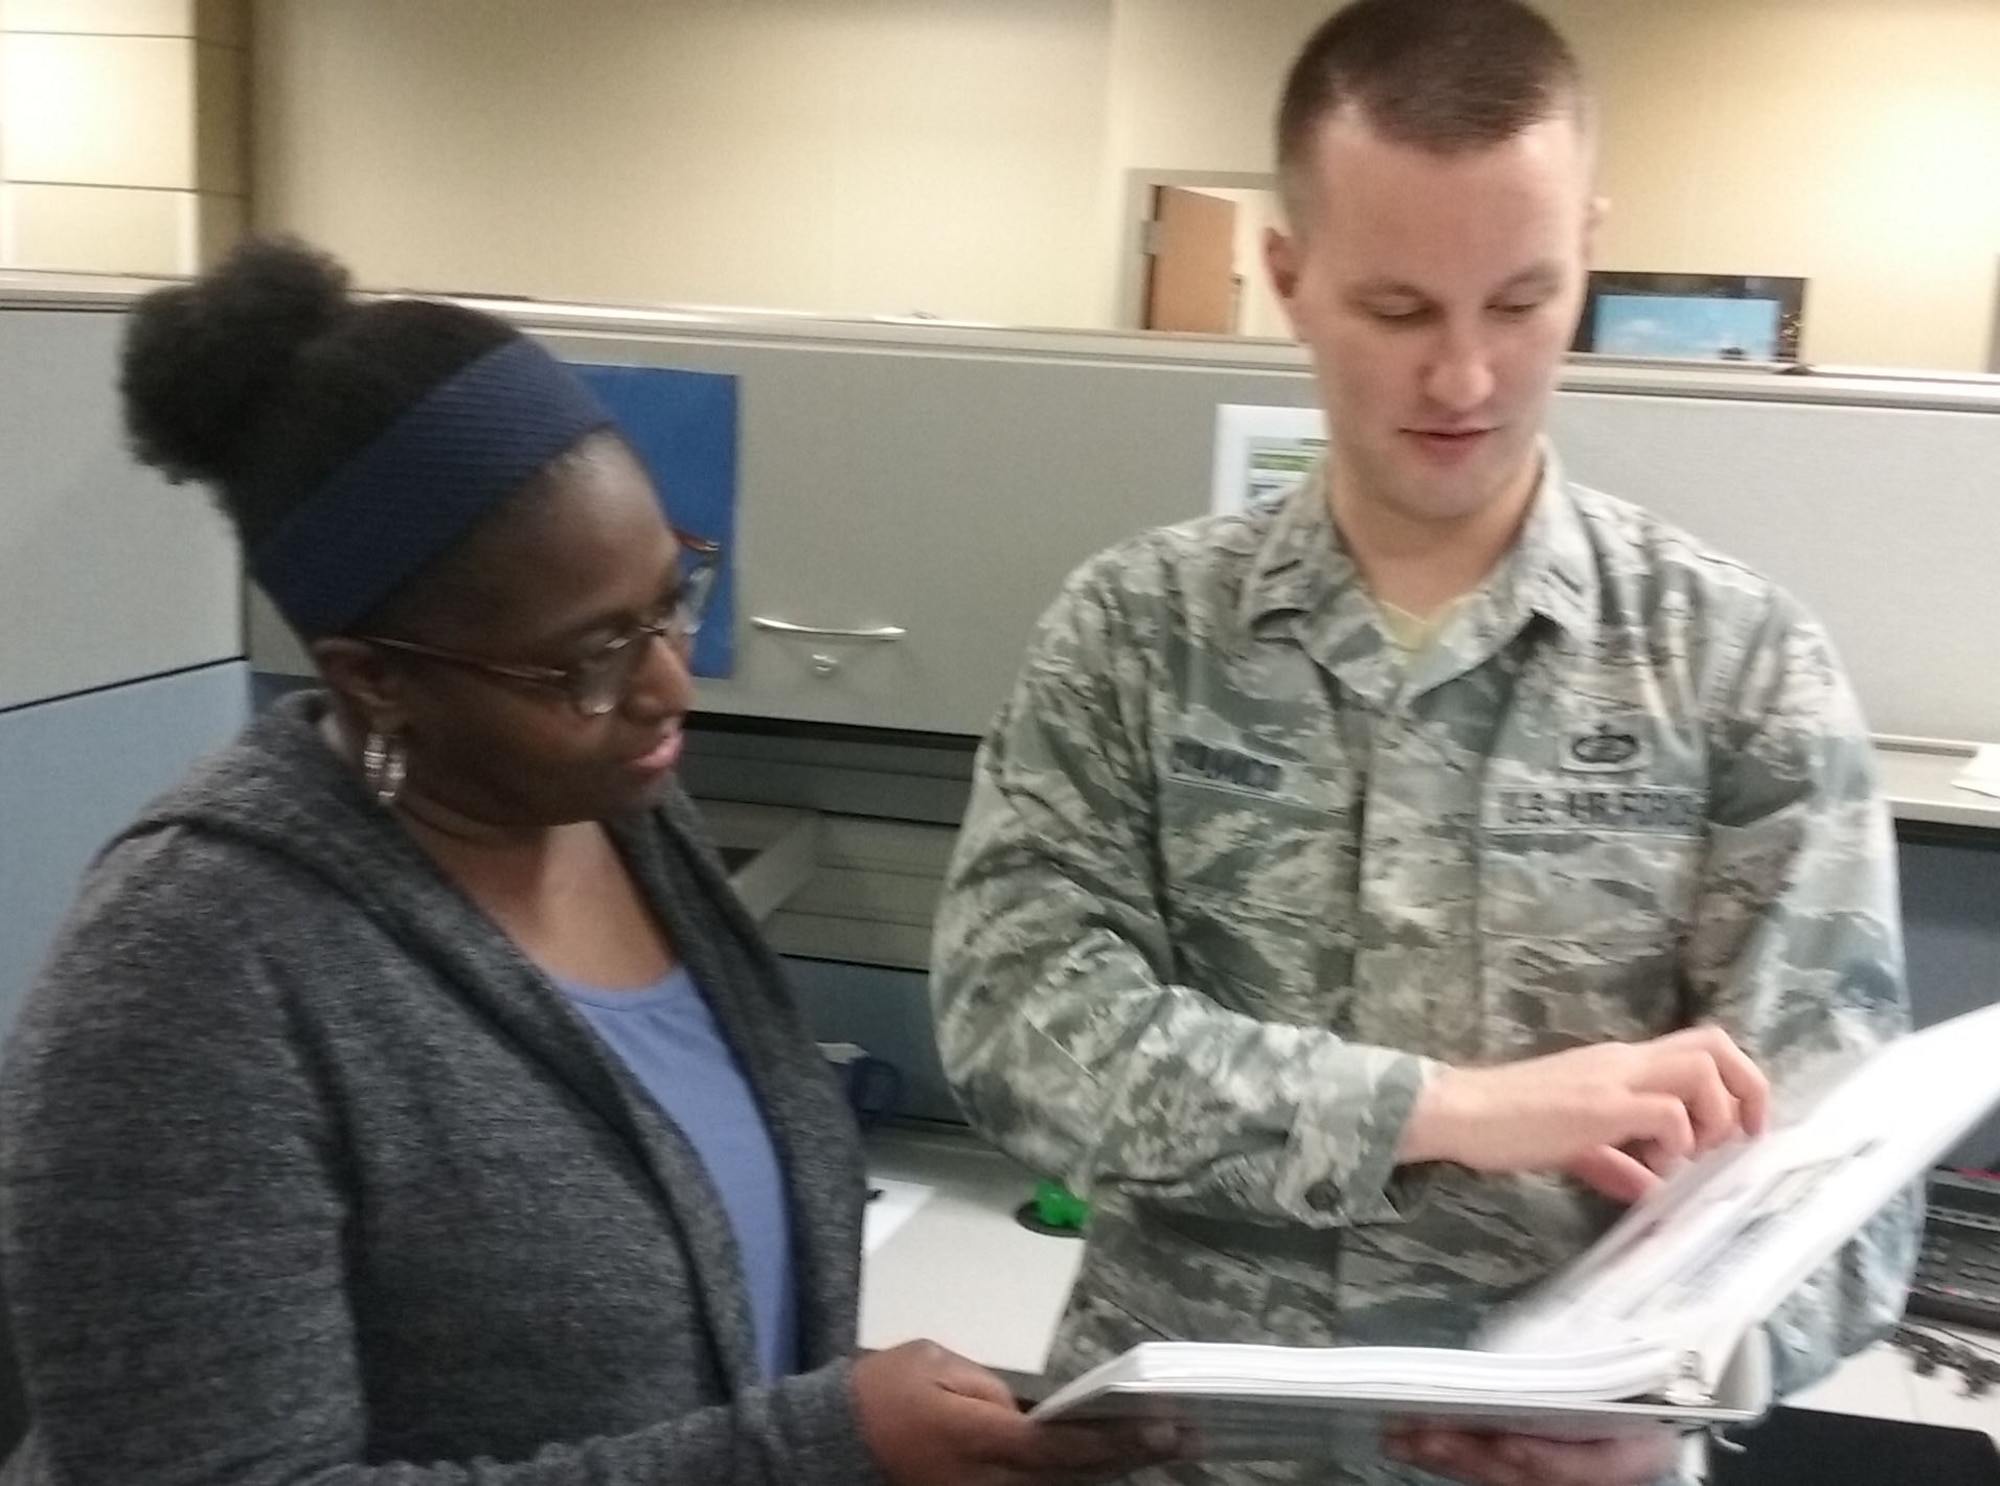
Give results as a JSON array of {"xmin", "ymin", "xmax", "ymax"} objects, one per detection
[{"xmin": 360, "ymin": 528, "xmax": 721, "ymax": 718}]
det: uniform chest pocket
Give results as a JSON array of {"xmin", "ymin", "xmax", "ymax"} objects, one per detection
[
  {"xmin": 1157, "ymin": 775, "xmax": 1351, "ymax": 925},
  {"xmin": 1154, "ymin": 773, "xmax": 1356, "ymax": 1020},
  {"xmin": 1480, "ymin": 782, "xmax": 1708, "ymax": 948}
]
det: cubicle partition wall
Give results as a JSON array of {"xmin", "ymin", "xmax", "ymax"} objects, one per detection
[
  {"xmin": 241, "ymin": 302, "xmax": 2000, "ymax": 741},
  {"xmin": 0, "ymin": 287, "xmax": 249, "ymax": 1030},
  {"xmin": 1548, "ymin": 386, "xmax": 2000, "ymax": 748},
  {"xmin": 252, "ymin": 308, "xmax": 1328, "ymax": 735}
]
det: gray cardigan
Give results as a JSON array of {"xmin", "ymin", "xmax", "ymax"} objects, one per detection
[{"xmin": 0, "ymin": 693, "xmax": 884, "ymax": 1486}]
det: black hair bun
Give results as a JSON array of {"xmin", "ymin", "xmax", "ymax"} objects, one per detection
[{"xmin": 119, "ymin": 235, "xmax": 351, "ymax": 483}]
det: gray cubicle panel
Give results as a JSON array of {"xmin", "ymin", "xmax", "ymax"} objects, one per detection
[
  {"xmin": 252, "ymin": 317, "xmax": 1326, "ymax": 736},
  {"xmin": 0, "ymin": 294, "xmax": 250, "ymax": 1032},
  {"xmin": 505, "ymin": 321, "xmax": 2000, "ymax": 747},
  {"xmin": 0, "ymin": 304, "xmax": 242, "ymax": 712},
  {"xmin": 0, "ymin": 663, "xmax": 247, "ymax": 1032},
  {"xmin": 242, "ymin": 309, "xmax": 2000, "ymax": 745},
  {"xmin": 1549, "ymin": 391, "xmax": 2000, "ymax": 746}
]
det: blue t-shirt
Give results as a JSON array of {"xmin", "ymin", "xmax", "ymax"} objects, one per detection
[{"xmin": 558, "ymin": 966, "xmax": 798, "ymax": 1381}]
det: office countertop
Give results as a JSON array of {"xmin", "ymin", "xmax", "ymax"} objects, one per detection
[
  {"xmin": 1878, "ymin": 741, "xmax": 2000, "ymax": 833},
  {"xmin": 860, "ymin": 1122, "xmax": 1085, "ymax": 1375},
  {"xmin": 859, "ymin": 1123, "xmax": 2000, "ymax": 1444}
]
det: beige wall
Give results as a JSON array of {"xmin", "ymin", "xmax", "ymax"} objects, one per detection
[
  {"xmin": 0, "ymin": 0, "xmax": 246, "ymax": 274},
  {"xmin": 251, "ymin": 0, "xmax": 1312, "ymax": 331},
  {"xmin": 254, "ymin": 0, "xmax": 1112, "ymax": 327},
  {"xmin": 1542, "ymin": 0, "xmax": 2000, "ymax": 372},
  {"xmin": 1102, "ymin": 0, "xmax": 1319, "ymax": 179},
  {"xmin": 1099, "ymin": 0, "xmax": 2000, "ymax": 372},
  {"xmin": 250, "ymin": 0, "xmax": 2000, "ymax": 371},
  {"xmin": 1095, "ymin": 0, "xmax": 1321, "ymax": 325}
]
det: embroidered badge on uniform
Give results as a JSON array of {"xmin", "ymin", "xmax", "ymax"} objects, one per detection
[{"xmin": 1560, "ymin": 717, "xmax": 1651, "ymax": 774}]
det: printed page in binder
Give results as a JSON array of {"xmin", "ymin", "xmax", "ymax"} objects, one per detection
[{"xmin": 1032, "ymin": 1003, "xmax": 2000, "ymax": 1456}]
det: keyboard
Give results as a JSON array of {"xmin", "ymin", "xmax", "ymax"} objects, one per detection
[{"xmin": 1910, "ymin": 1169, "xmax": 2000, "ymax": 1331}]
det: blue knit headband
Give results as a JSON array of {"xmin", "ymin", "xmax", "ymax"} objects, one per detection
[{"xmin": 250, "ymin": 337, "xmax": 614, "ymax": 636}]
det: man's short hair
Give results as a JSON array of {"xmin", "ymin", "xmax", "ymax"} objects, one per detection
[{"xmin": 1277, "ymin": 0, "xmax": 1585, "ymax": 217}]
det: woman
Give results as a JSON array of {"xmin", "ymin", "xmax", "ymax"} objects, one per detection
[{"xmin": 0, "ymin": 238, "xmax": 1173, "ymax": 1486}]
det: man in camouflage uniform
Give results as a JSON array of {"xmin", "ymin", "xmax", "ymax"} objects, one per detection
[{"xmin": 930, "ymin": 2, "xmax": 1916, "ymax": 1483}]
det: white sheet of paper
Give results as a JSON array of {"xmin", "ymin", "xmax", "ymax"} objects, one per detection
[
  {"xmin": 1953, "ymin": 743, "xmax": 2000, "ymax": 798},
  {"xmin": 1210, "ymin": 404, "xmax": 1327, "ymax": 516},
  {"xmin": 863, "ymin": 1177, "xmax": 933, "ymax": 1255}
]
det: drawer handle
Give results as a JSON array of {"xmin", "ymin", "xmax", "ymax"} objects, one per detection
[{"xmin": 751, "ymin": 617, "xmax": 908, "ymax": 641}]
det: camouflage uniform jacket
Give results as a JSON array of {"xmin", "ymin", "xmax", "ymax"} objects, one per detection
[{"xmin": 932, "ymin": 455, "xmax": 1916, "ymax": 1470}]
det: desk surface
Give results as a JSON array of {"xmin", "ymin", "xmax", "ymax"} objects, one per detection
[
  {"xmin": 861, "ymin": 1124, "xmax": 2000, "ymax": 1445},
  {"xmin": 1879, "ymin": 743, "xmax": 2000, "ymax": 833},
  {"xmin": 861, "ymin": 1124, "xmax": 1085, "ymax": 1375}
]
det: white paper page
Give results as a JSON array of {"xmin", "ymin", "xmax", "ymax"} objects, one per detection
[
  {"xmin": 862, "ymin": 1177, "xmax": 932, "ymax": 1255},
  {"xmin": 1035, "ymin": 1336, "xmax": 1680, "ymax": 1415},
  {"xmin": 1486, "ymin": 1003, "xmax": 2000, "ymax": 1374},
  {"xmin": 1210, "ymin": 405, "xmax": 1326, "ymax": 516},
  {"xmin": 1954, "ymin": 743, "xmax": 2000, "ymax": 799}
]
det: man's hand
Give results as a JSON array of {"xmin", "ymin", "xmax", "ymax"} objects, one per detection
[
  {"xmin": 1383, "ymin": 1421, "xmax": 1683, "ymax": 1486},
  {"xmin": 852, "ymin": 1340, "xmax": 1191, "ymax": 1486},
  {"xmin": 1397, "ymin": 1025, "xmax": 1771, "ymax": 1202}
]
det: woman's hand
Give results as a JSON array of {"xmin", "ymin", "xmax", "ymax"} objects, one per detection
[{"xmin": 853, "ymin": 1340, "xmax": 1191, "ymax": 1486}]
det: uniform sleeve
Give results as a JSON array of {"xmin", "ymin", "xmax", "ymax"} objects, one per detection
[
  {"xmin": 1681, "ymin": 596, "xmax": 1920, "ymax": 1398},
  {"xmin": 931, "ymin": 561, "xmax": 1434, "ymax": 1230},
  {"xmin": 0, "ymin": 840, "xmax": 882, "ymax": 1486}
]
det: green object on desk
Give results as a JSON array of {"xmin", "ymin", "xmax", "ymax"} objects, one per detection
[{"xmin": 1033, "ymin": 1179, "xmax": 1090, "ymax": 1231}]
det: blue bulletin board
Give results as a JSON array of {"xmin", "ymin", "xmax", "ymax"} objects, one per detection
[{"xmin": 571, "ymin": 363, "xmax": 739, "ymax": 678}]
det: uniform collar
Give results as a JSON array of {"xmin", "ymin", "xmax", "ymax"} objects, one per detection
[
  {"xmin": 1510, "ymin": 443, "xmax": 1599, "ymax": 645},
  {"xmin": 1242, "ymin": 461, "xmax": 1350, "ymax": 624},
  {"xmin": 1240, "ymin": 442, "xmax": 1600, "ymax": 703},
  {"xmin": 1240, "ymin": 464, "xmax": 1394, "ymax": 699}
]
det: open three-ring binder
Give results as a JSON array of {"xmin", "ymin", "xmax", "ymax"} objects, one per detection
[{"xmin": 1031, "ymin": 1003, "xmax": 2000, "ymax": 1456}]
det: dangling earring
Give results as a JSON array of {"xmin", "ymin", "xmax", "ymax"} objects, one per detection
[{"xmin": 361, "ymin": 729, "xmax": 408, "ymax": 808}]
